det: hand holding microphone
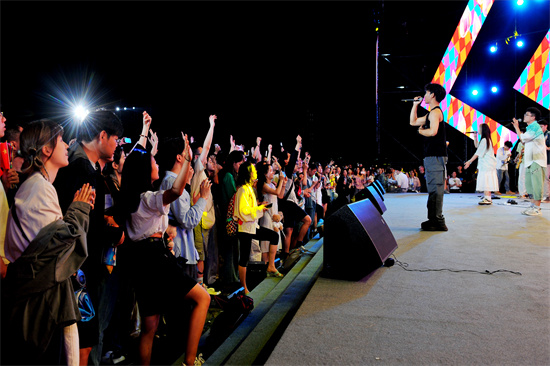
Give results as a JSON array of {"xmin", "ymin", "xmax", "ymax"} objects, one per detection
[{"xmin": 401, "ymin": 97, "xmax": 423, "ymax": 103}]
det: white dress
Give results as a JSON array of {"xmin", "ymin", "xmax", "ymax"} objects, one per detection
[{"xmin": 474, "ymin": 139, "xmax": 499, "ymax": 192}]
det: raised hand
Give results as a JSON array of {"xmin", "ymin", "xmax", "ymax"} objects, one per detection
[
  {"xmin": 200, "ymin": 179, "xmax": 212, "ymax": 200},
  {"xmin": 181, "ymin": 132, "xmax": 192, "ymax": 161},
  {"xmin": 143, "ymin": 111, "xmax": 152, "ymax": 129},
  {"xmin": 209, "ymin": 115, "xmax": 217, "ymax": 126},
  {"xmin": 148, "ymin": 130, "xmax": 159, "ymax": 157}
]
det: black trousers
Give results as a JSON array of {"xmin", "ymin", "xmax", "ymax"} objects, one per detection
[{"xmin": 238, "ymin": 227, "xmax": 279, "ymax": 267}]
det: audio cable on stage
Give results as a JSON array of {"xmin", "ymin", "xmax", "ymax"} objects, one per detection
[{"xmin": 389, "ymin": 255, "xmax": 522, "ymax": 276}]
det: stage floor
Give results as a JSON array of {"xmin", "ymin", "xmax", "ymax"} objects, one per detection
[{"xmin": 266, "ymin": 193, "xmax": 550, "ymax": 366}]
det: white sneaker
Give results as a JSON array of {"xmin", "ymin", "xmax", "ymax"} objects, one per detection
[
  {"xmin": 478, "ymin": 198, "xmax": 492, "ymax": 205},
  {"xmin": 521, "ymin": 207, "xmax": 534, "ymax": 215},
  {"xmin": 523, "ymin": 207, "xmax": 542, "ymax": 216}
]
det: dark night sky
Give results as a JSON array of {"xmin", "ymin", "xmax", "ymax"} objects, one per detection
[{"xmin": 1, "ymin": 0, "xmax": 549, "ymax": 169}]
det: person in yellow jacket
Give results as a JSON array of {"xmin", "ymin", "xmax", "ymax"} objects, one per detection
[{"xmin": 234, "ymin": 161, "xmax": 280, "ymax": 294}]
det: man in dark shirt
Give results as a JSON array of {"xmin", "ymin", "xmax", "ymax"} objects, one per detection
[
  {"xmin": 54, "ymin": 110, "xmax": 124, "ymax": 365},
  {"xmin": 410, "ymin": 83, "xmax": 448, "ymax": 231}
]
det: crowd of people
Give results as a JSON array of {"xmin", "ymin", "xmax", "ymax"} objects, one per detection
[
  {"xmin": 0, "ymin": 110, "xmax": 414, "ymax": 366},
  {"xmin": 0, "ymin": 99, "xmax": 548, "ymax": 366}
]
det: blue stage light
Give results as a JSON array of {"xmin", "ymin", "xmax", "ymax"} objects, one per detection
[
  {"xmin": 491, "ymin": 86, "xmax": 498, "ymax": 93},
  {"xmin": 516, "ymin": 0, "xmax": 524, "ymax": 5},
  {"xmin": 490, "ymin": 45, "xmax": 497, "ymax": 53},
  {"xmin": 472, "ymin": 89, "xmax": 479, "ymax": 96},
  {"xmin": 517, "ymin": 40, "xmax": 524, "ymax": 47}
]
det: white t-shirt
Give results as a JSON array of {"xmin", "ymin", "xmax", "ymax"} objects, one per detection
[
  {"xmin": 126, "ymin": 190, "xmax": 170, "ymax": 242},
  {"xmin": 396, "ymin": 172, "xmax": 409, "ymax": 190},
  {"xmin": 449, "ymin": 177, "xmax": 462, "ymax": 189},
  {"xmin": 496, "ymin": 147, "xmax": 511, "ymax": 170}
]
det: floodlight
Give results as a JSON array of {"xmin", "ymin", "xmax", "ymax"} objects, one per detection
[
  {"xmin": 471, "ymin": 89, "xmax": 479, "ymax": 96},
  {"xmin": 74, "ymin": 106, "xmax": 89, "ymax": 122},
  {"xmin": 491, "ymin": 86, "xmax": 498, "ymax": 93},
  {"xmin": 517, "ymin": 40, "xmax": 524, "ymax": 47}
]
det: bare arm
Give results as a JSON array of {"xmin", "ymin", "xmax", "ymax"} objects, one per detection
[
  {"xmin": 163, "ymin": 134, "xmax": 192, "ymax": 205},
  {"xmin": 138, "ymin": 112, "xmax": 152, "ymax": 148},
  {"xmin": 199, "ymin": 115, "xmax": 216, "ymax": 166},
  {"xmin": 266, "ymin": 144, "xmax": 272, "ymax": 164},
  {"xmin": 253, "ymin": 137, "xmax": 262, "ymax": 163},
  {"xmin": 418, "ymin": 108, "xmax": 441, "ymax": 137},
  {"xmin": 229, "ymin": 135, "xmax": 236, "ymax": 153},
  {"xmin": 410, "ymin": 97, "xmax": 426, "ymax": 127}
]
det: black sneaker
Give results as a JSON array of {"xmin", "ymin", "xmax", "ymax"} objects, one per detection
[{"xmin": 421, "ymin": 220, "xmax": 448, "ymax": 231}]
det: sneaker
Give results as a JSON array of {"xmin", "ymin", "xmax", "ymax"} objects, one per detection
[
  {"xmin": 421, "ymin": 220, "xmax": 448, "ymax": 231},
  {"xmin": 182, "ymin": 354, "xmax": 205, "ymax": 366},
  {"xmin": 478, "ymin": 198, "xmax": 492, "ymax": 205},
  {"xmin": 543, "ymin": 197, "xmax": 550, "ymax": 203},
  {"xmin": 523, "ymin": 207, "xmax": 542, "ymax": 216},
  {"xmin": 506, "ymin": 191, "xmax": 516, "ymax": 195}
]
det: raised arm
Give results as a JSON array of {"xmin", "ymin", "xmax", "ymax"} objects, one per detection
[
  {"xmin": 138, "ymin": 111, "xmax": 152, "ymax": 148},
  {"xmin": 253, "ymin": 137, "xmax": 262, "ymax": 163},
  {"xmin": 410, "ymin": 97, "xmax": 427, "ymax": 127},
  {"xmin": 199, "ymin": 115, "xmax": 216, "ymax": 167},
  {"xmin": 163, "ymin": 134, "xmax": 193, "ymax": 205},
  {"xmin": 229, "ymin": 135, "xmax": 236, "ymax": 153},
  {"xmin": 266, "ymin": 144, "xmax": 272, "ymax": 164}
]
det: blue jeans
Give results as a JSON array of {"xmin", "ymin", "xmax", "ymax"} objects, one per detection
[
  {"xmin": 424, "ymin": 156, "xmax": 447, "ymax": 224},
  {"xmin": 497, "ymin": 169, "xmax": 510, "ymax": 192}
]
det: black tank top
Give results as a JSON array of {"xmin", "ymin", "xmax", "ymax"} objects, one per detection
[{"xmin": 423, "ymin": 106, "xmax": 447, "ymax": 157}]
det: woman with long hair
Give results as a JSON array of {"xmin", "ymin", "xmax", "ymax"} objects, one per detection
[
  {"xmin": 4, "ymin": 119, "xmax": 95, "ymax": 365},
  {"xmin": 218, "ymin": 149, "xmax": 245, "ymax": 287},
  {"xmin": 119, "ymin": 117, "xmax": 209, "ymax": 366},
  {"xmin": 256, "ymin": 162, "xmax": 287, "ymax": 277},
  {"xmin": 464, "ymin": 123, "xmax": 499, "ymax": 205},
  {"xmin": 233, "ymin": 161, "xmax": 279, "ymax": 294}
]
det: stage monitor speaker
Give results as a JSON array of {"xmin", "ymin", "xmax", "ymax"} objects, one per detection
[
  {"xmin": 323, "ymin": 198, "xmax": 397, "ymax": 281},
  {"xmin": 372, "ymin": 179, "xmax": 385, "ymax": 197},
  {"xmin": 354, "ymin": 185, "xmax": 386, "ymax": 215}
]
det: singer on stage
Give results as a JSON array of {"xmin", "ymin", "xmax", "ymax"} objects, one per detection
[
  {"xmin": 511, "ymin": 107, "xmax": 546, "ymax": 216},
  {"xmin": 409, "ymin": 83, "xmax": 448, "ymax": 231}
]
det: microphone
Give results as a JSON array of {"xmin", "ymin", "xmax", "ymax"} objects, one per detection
[{"xmin": 401, "ymin": 98, "xmax": 422, "ymax": 102}]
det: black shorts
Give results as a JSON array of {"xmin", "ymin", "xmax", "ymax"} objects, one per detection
[
  {"xmin": 279, "ymin": 199, "xmax": 308, "ymax": 229},
  {"xmin": 130, "ymin": 238, "xmax": 198, "ymax": 317}
]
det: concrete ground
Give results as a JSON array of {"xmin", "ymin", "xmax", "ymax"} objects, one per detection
[{"xmin": 266, "ymin": 192, "xmax": 550, "ymax": 366}]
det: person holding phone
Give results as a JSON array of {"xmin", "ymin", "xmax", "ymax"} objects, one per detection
[{"xmin": 257, "ymin": 162, "xmax": 287, "ymax": 278}]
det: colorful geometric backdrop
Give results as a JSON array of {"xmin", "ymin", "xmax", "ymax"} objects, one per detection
[
  {"xmin": 422, "ymin": 0, "xmax": 549, "ymax": 153},
  {"xmin": 514, "ymin": 30, "xmax": 550, "ymax": 110}
]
